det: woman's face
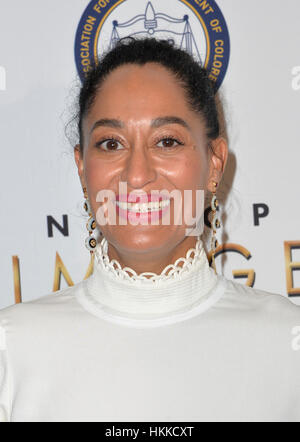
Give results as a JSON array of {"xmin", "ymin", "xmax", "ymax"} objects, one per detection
[{"xmin": 75, "ymin": 63, "xmax": 227, "ymax": 253}]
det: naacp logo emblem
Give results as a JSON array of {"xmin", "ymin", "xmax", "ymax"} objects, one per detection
[{"xmin": 75, "ymin": 0, "xmax": 230, "ymax": 90}]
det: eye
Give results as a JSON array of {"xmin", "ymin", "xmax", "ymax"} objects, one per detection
[
  {"xmin": 156, "ymin": 137, "xmax": 184, "ymax": 149},
  {"xmin": 95, "ymin": 138, "xmax": 124, "ymax": 151}
]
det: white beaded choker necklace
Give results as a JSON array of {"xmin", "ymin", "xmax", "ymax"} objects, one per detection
[{"xmin": 94, "ymin": 235, "xmax": 204, "ymax": 284}]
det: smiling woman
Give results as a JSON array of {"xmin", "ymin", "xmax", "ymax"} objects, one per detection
[
  {"xmin": 1, "ymin": 38, "xmax": 300, "ymax": 423},
  {"xmin": 74, "ymin": 38, "xmax": 227, "ymax": 271}
]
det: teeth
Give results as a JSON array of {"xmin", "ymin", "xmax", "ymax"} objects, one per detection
[{"xmin": 116, "ymin": 199, "xmax": 170, "ymax": 212}]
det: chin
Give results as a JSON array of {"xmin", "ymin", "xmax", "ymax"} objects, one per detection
[{"xmin": 103, "ymin": 225, "xmax": 181, "ymax": 252}]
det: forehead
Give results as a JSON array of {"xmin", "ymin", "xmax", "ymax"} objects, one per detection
[{"xmin": 84, "ymin": 63, "xmax": 202, "ymax": 128}]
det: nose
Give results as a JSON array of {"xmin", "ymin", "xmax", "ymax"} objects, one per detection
[{"xmin": 120, "ymin": 143, "xmax": 157, "ymax": 189}]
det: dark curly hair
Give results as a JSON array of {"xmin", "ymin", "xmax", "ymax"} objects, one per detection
[{"xmin": 77, "ymin": 37, "xmax": 222, "ymax": 151}]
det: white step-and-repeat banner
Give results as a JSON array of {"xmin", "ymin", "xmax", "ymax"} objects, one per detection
[{"xmin": 0, "ymin": 0, "xmax": 299, "ymax": 309}]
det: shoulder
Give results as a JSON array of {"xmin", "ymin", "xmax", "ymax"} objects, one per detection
[
  {"xmin": 0, "ymin": 279, "xmax": 87, "ymax": 331},
  {"xmin": 221, "ymin": 276, "xmax": 300, "ymax": 323}
]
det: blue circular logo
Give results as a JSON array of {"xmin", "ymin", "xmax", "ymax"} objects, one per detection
[{"xmin": 75, "ymin": 0, "xmax": 230, "ymax": 90}]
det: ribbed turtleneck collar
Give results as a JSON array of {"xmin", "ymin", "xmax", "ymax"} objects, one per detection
[{"xmin": 78, "ymin": 236, "xmax": 226, "ymax": 328}]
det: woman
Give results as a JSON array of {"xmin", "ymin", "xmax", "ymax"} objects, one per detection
[{"xmin": 0, "ymin": 38, "xmax": 299, "ymax": 422}]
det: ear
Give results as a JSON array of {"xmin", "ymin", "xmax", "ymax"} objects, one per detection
[
  {"xmin": 74, "ymin": 144, "xmax": 86, "ymax": 189},
  {"xmin": 207, "ymin": 137, "xmax": 228, "ymax": 192}
]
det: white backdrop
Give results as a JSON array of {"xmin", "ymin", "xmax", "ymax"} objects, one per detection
[{"xmin": 0, "ymin": 0, "xmax": 300, "ymax": 309}]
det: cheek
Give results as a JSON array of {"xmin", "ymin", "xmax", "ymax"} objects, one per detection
[
  {"xmin": 83, "ymin": 155, "xmax": 118, "ymax": 220},
  {"xmin": 165, "ymin": 152, "xmax": 208, "ymax": 190},
  {"xmin": 84, "ymin": 156, "xmax": 104, "ymax": 192},
  {"xmin": 83, "ymin": 154, "xmax": 116, "ymax": 194}
]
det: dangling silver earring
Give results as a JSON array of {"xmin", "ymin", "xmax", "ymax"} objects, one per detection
[
  {"xmin": 83, "ymin": 187, "xmax": 97, "ymax": 254},
  {"xmin": 210, "ymin": 181, "xmax": 221, "ymax": 274}
]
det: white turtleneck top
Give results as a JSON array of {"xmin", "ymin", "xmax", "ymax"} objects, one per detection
[{"xmin": 1, "ymin": 236, "xmax": 300, "ymax": 422}]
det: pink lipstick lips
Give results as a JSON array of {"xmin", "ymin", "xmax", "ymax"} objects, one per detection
[{"xmin": 115, "ymin": 193, "xmax": 171, "ymax": 223}]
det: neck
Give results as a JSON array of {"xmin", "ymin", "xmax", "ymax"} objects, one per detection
[{"xmin": 106, "ymin": 235, "xmax": 199, "ymax": 276}]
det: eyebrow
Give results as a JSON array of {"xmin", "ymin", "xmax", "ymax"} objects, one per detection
[
  {"xmin": 151, "ymin": 116, "xmax": 191, "ymax": 131},
  {"xmin": 90, "ymin": 115, "xmax": 191, "ymax": 134},
  {"xmin": 90, "ymin": 118, "xmax": 124, "ymax": 134}
]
